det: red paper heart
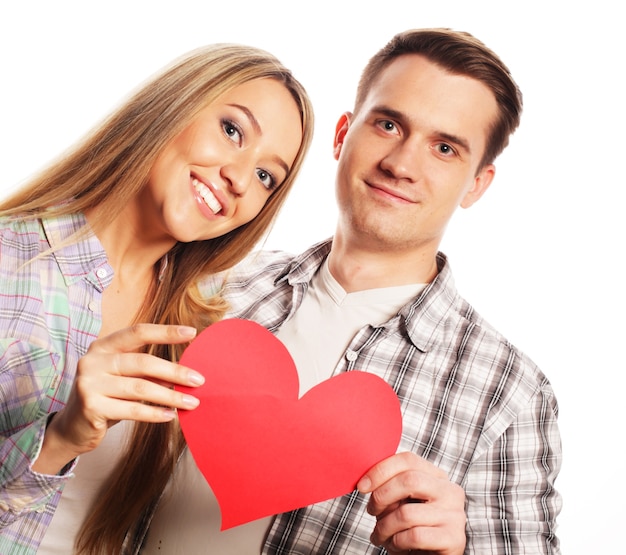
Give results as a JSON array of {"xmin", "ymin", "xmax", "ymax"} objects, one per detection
[{"xmin": 177, "ymin": 318, "xmax": 402, "ymax": 530}]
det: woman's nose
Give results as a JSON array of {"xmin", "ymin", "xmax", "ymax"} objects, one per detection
[{"xmin": 221, "ymin": 160, "xmax": 253, "ymax": 196}]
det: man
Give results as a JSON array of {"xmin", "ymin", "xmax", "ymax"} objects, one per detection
[{"xmin": 199, "ymin": 28, "xmax": 562, "ymax": 554}]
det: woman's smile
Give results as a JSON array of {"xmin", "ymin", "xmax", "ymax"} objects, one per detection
[{"xmin": 191, "ymin": 175, "xmax": 225, "ymax": 216}]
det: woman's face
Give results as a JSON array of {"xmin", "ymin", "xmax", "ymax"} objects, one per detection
[{"xmin": 141, "ymin": 77, "xmax": 303, "ymax": 244}]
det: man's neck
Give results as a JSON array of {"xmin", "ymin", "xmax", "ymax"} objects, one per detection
[{"xmin": 327, "ymin": 237, "xmax": 439, "ymax": 293}]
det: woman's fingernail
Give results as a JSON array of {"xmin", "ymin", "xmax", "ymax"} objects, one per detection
[
  {"xmin": 179, "ymin": 326, "xmax": 197, "ymax": 338},
  {"xmin": 188, "ymin": 371, "xmax": 205, "ymax": 386},
  {"xmin": 162, "ymin": 408, "xmax": 177, "ymax": 420},
  {"xmin": 182, "ymin": 395, "xmax": 200, "ymax": 408}
]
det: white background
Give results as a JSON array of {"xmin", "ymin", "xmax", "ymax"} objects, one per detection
[{"xmin": 1, "ymin": 1, "xmax": 623, "ymax": 552}]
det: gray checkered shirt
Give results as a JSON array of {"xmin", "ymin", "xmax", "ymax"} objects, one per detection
[{"xmin": 187, "ymin": 239, "xmax": 562, "ymax": 554}]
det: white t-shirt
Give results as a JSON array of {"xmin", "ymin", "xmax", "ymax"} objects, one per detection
[{"xmin": 38, "ymin": 420, "xmax": 132, "ymax": 554}]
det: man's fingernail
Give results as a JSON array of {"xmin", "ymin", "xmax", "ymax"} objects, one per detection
[{"xmin": 357, "ymin": 476, "xmax": 371, "ymax": 492}]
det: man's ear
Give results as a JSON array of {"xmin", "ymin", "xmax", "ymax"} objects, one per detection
[
  {"xmin": 333, "ymin": 112, "xmax": 352, "ymax": 160},
  {"xmin": 461, "ymin": 164, "xmax": 496, "ymax": 208}
]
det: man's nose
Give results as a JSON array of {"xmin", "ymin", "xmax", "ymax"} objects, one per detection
[{"xmin": 379, "ymin": 140, "xmax": 421, "ymax": 181}]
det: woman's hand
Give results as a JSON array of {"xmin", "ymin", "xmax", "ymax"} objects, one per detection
[
  {"xmin": 33, "ymin": 324, "xmax": 204, "ymax": 475},
  {"xmin": 357, "ymin": 451, "xmax": 466, "ymax": 554}
]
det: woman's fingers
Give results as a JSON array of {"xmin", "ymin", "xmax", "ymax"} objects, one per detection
[
  {"xmin": 40, "ymin": 324, "xmax": 204, "ymax": 470},
  {"xmin": 81, "ymin": 349, "xmax": 203, "ymax": 388},
  {"xmin": 74, "ymin": 360, "xmax": 200, "ymax": 412},
  {"xmin": 88, "ymin": 323, "xmax": 197, "ymax": 354}
]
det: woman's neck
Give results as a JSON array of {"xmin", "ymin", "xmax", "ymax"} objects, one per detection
[
  {"xmin": 85, "ymin": 205, "xmax": 174, "ymax": 336},
  {"xmin": 85, "ymin": 205, "xmax": 175, "ymax": 277}
]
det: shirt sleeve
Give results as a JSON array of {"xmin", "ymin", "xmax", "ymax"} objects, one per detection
[
  {"xmin": 0, "ymin": 339, "xmax": 75, "ymax": 527},
  {"xmin": 463, "ymin": 381, "xmax": 562, "ymax": 554}
]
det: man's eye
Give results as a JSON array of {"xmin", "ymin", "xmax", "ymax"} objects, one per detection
[
  {"xmin": 437, "ymin": 143, "xmax": 455, "ymax": 156},
  {"xmin": 380, "ymin": 120, "xmax": 397, "ymax": 132}
]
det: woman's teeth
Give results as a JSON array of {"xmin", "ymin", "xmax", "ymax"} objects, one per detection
[{"xmin": 192, "ymin": 177, "xmax": 222, "ymax": 214}]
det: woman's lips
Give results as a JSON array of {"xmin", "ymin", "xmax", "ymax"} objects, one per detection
[{"xmin": 191, "ymin": 176, "xmax": 223, "ymax": 214}]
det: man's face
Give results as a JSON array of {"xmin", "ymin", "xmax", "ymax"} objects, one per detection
[{"xmin": 333, "ymin": 54, "xmax": 498, "ymax": 258}]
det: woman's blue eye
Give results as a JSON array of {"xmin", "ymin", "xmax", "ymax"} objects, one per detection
[
  {"xmin": 222, "ymin": 120, "xmax": 242, "ymax": 144},
  {"xmin": 257, "ymin": 169, "xmax": 276, "ymax": 190}
]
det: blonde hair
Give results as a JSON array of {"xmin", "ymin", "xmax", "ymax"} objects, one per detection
[{"xmin": 1, "ymin": 43, "xmax": 313, "ymax": 554}]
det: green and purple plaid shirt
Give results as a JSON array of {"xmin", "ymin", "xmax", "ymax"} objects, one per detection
[{"xmin": 0, "ymin": 212, "xmax": 111, "ymax": 554}]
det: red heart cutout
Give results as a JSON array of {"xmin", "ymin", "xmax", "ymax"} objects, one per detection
[{"xmin": 177, "ymin": 318, "xmax": 402, "ymax": 530}]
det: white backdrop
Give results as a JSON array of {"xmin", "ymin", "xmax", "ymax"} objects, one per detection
[{"xmin": 1, "ymin": 1, "xmax": 623, "ymax": 552}]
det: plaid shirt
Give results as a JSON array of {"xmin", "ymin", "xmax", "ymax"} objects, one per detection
[
  {"xmin": 196, "ymin": 239, "xmax": 562, "ymax": 555},
  {"xmin": 0, "ymin": 213, "xmax": 110, "ymax": 554}
]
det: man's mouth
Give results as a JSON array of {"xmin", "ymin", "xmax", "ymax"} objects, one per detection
[
  {"xmin": 367, "ymin": 180, "xmax": 415, "ymax": 203},
  {"xmin": 192, "ymin": 177, "xmax": 223, "ymax": 214}
]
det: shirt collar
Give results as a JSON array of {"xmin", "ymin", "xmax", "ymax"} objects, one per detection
[
  {"xmin": 280, "ymin": 241, "xmax": 459, "ymax": 354},
  {"xmin": 399, "ymin": 252, "xmax": 460, "ymax": 352},
  {"xmin": 275, "ymin": 238, "xmax": 333, "ymax": 286},
  {"xmin": 42, "ymin": 212, "xmax": 112, "ymax": 290}
]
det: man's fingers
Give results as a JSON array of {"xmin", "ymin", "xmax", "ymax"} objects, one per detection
[
  {"xmin": 365, "ymin": 470, "xmax": 440, "ymax": 517},
  {"xmin": 358, "ymin": 452, "xmax": 447, "ymax": 494},
  {"xmin": 370, "ymin": 494, "xmax": 466, "ymax": 553}
]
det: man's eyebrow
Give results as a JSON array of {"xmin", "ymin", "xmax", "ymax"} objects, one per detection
[
  {"xmin": 370, "ymin": 105, "xmax": 405, "ymax": 123},
  {"xmin": 438, "ymin": 131, "xmax": 471, "ymax": 154},
  {"xmin": 371, "ymin": 104, "xmax": 472, "ymax": 154},
  {"xmin": 228, "ymin": 103, "xmax": 291, "ymax": 176}
]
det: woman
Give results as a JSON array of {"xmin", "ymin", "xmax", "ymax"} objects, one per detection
[{"xmin": 0, "ymin": 43, "xmax": 313, "ymax": 554}]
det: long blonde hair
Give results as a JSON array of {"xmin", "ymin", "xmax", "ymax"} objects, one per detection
[{"xmin": 2, "ymin": 43, "xmax": 313, "ymax": 554}]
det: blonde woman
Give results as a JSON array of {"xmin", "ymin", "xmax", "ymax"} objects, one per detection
[{"xmin": 0, "ymin": 43, "xmax": 313, "ymax": 554}]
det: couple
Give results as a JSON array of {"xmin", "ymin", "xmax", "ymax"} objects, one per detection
[{"xmin": 0, "ymin": 28, "xmax": 561, "ymax": 554}]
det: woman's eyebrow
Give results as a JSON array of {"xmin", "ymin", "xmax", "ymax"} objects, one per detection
[{"xmin": 228, "ymin": 103, "xmax": 261, "ymax": 134}]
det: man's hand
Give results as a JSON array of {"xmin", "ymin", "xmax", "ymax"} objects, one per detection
[{"xmin": 357, "ymin": 452, "xmax": 466, "ymax": 554}]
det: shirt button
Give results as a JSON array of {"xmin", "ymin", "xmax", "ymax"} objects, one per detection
[
  {"xmin": 88, "ymin": 300, "xmax": 98, "ymax": 312},
  {"xmin": 96, "ymin": 268, "xmax": 108, "ymax": 279},
  {"xmin": 346, "ymin": 350, "xmax": 358, "ymax": 362}
]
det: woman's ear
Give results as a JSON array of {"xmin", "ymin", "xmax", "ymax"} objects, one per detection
[{"xmin": 333, "ymin": 112, "xmax": 352, "ymax": 160}]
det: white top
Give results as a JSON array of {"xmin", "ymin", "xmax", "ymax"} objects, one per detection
[
  {"xmin": 141, "ymin": 449, "xmax": 273, "ymax": 554},
  {"xmin": 141, "ymin": 259, "xmax": 425, "ymax": 553},
  {"xmin": 38, "ymin": 420, "xmax": 132, "ymax": 554},
  {"xmin": 277, "ymin": 259, "xmax": 426, "ymax": 396}
]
